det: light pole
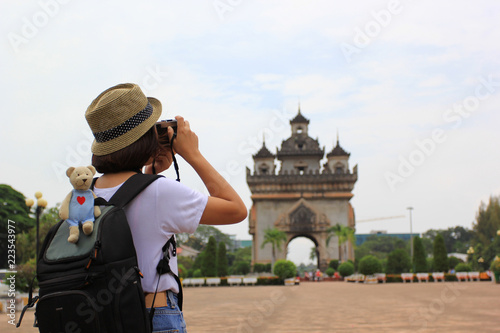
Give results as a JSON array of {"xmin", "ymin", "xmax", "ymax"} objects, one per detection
[
  {"xmin": 407, "ymin": 207, "xmax": 414, "ymax": 259},
  {"xmin": 466, "ymin": 246, "xmax": 474, "ymax": 261},
  {"xmin": 26, "ymin": 191, "xmax": 47, "ymax": 264}
]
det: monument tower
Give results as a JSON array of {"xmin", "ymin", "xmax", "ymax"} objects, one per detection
[{"xmin": 246, "ymin": 107, "xmax": 358, "ymax": 271}]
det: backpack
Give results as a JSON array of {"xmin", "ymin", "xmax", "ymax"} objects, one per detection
[{"xmin": 18, "ymin": 173, "xmax": 164, "ymax": 333}]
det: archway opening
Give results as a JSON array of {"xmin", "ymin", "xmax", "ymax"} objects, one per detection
[{"xmin": 286, "ymin": 235, "xmax": 318, "ymax": 279}]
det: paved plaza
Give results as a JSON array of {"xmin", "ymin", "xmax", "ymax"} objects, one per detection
[{"xmin": 3, "ymin": 281, "xmax": 499, "ymax": 332}]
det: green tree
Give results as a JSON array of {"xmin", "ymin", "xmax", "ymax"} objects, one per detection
[
  {"xmin": 177, "ymin": 264, "xmax": 187, "ymax": 278},
  {"xmin": 421, "ymin": 237, "xmax": 434, "ymax": 258},
  {"xmin": 253, "ymin": 263, "xmax": 266, "ymax": 273},
  {"xmin": 0, "ymin": 185, "xmax": 35, "ymax": 268},
  {"xmin": 354, "ymin": 235, "xmax": 408, "ymax": 261},
  {"xmin": 338, "ymin": 261, "xmax": 354, "ymax": 277},
  {"xmin": 448, "ymin": 256, "xmax": 463, "ymax": 270},
  {"xmin": 413, "ymin": 236, "xmax": 427, "ymax": 273},
  {"xmin": 229, "ymin": 247, "xmax": 251, "ymax": 274},
  {"xmin": 6, "ymin": 258, "xmax": 37, "ymax": 292},
  {"xmin": 386, "ymin": 249, "xmax": 411, "ymax": 274},
  {"xmin": 217, "ymin": 241, "xmax": 228, "ymax": 277},
  {"xmin": 358, "ymin": 255, "xmax": 382, "ymax": 275},
  {"xmin": 483, "ymin": 236, "xmax": 500, "ymax": 270},
  {"xmin": 433, "ymin": 234, "xmax": 449, "ymax": 272},
  {"xmin": 327, "ymin": 224, "xmax": 355, "ymax": 262},
  {"xmin": 193, "ymin": 251, "xmax": 205, "ymax": 272},
  {"xmin": 232, "ymin": 246, "xmax": 251, "ymax": 263},
  {"xmin": 273, "ymin": 260, "xmax": 296, "ymax": 280},
  {"xmin": 177, "ymin": 256, "xmax": 194, "ymax": 271},
  {"xmin": 232, "ymin": 261, "xmax": 251, "ymax": 275},
  {"xmin": 177, "ymin": 225, "xmax": 232, "ymax": 252},
  {"xmin": 16, "ymin": 206, "xmax": 60, "ymax": 264},
  {"xmin": 201, "ymin": 236, "xmax": 217, "ymax": 277},
  {"xmin": 325, "ymin": 267, "xmax": 335, "ymax": 277},
  {"xmin": 261, "ymin": 227, "xmax": 287, "ymax": 270},
  {"xmin": 423, "ymin": 226, "xmax": 474, "ymax": 253},
  {"xmin": 473, "ymin": 196, "xmax": 500, "ymax": 248},
  {"xmin": 328, "ymin": 260, "xmax": 339, "ymax": 270},
  {"xmin": 0, "ymin": 185, "xmax": 35, "ymax": 232},
  {"xmin": 455, "ymin": 263, "xmax": 471, "ymax": 272}
]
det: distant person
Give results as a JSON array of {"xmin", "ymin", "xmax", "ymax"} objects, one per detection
[
  {"xmin": 315, "ymin": 269, "xmax": 321, "ymax": 282},
  {"xmin": 86, "ymin": 83, "xmax": 247, "ymax": 332}
]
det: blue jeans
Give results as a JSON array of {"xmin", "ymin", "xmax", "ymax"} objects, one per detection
[{"xmin": 147, "ymin": 291, "xmax": 187, "ymax": 333}]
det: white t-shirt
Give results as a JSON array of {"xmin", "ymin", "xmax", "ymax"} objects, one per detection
[{"xmin": 94, "ymin": 176, "xmax": 208, "ymax": 293}]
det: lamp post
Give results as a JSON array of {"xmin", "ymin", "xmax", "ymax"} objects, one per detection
[
  {"xmin": 26, "ymin": 191, "xmax": 47, "ymax": 263},
  {"xmin": 466, "ymin": 246, "xmax": 476, "ymax": 270},
  {"xmin": 407, "ymin": 207, "xmax": 414, "ymax": 259}
]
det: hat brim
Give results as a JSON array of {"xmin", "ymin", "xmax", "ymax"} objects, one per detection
[{"xmin": 91, "ymin": 97, "xmax": 162, "ymax": 156}]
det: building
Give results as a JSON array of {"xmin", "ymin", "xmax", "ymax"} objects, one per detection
[
  {"xmin": 246, "ymin": 108, "xmax": 358, "ymax": 270},
  {"xmin": 176, "ymin": 244, "xmax": 200, "ymax": 260}
]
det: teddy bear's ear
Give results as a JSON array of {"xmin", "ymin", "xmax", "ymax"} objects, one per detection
[
  {"xmin": 66, "ymin": 167, "xmax": 75, "ymax": 178},
  {"xmin": 87, "ymin": 165, "xmax": 97, "ymax": 176}
]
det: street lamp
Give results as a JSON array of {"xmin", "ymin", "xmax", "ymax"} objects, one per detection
[
  {"xmin": 26, "ymin": 191, "xmax": 47, "ymax": 264},
  {"xmin": 407, "ymin": 207, "xmax": 414, "ymax": 259}
]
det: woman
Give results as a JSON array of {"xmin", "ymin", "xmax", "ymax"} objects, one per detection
[{"xmin": 85, "ymin": 83, "xmax": 247, "ymax": 332}]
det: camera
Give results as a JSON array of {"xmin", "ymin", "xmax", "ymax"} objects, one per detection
[{"xmin": 155, "ymin": 119, "xmax": 177, "ymax": 146}]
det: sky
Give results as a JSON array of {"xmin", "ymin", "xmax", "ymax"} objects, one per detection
[{"xmin": 1, "ymin": 0, "xmax": 499, "ymax": 266}]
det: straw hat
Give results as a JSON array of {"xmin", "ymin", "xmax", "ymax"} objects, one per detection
[{"xmin": 85, "ymin": 83, "xmax": 162, "ymax": 156}]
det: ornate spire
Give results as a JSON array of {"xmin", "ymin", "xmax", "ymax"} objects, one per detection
[
  {"xmin": 327, "ymin": 133, "xmax": 350, "ymax": 157},
  {"xmin": 253, "ymin": 139, "xmax": 275, "ymax": 159},
  {"xmin": 290, "ymin": 104, "xmax": 309, "ymax": 124}
]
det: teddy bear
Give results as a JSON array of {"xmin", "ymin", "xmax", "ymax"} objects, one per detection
[{"xmin": 59, "ymin": 166, "xmax": 101, "ymax": 243}]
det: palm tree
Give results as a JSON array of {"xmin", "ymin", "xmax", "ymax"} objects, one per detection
[
  {"xmin": 309, "ymin": 246, "xmax": 317, "ymax": 262},
  {"xmin": 261, "ymin": 227, "xmax": 287, "ymax": 270},
  {"xmin": 327, "ymin": 224, "xmax": 355, "ymax": 262}
]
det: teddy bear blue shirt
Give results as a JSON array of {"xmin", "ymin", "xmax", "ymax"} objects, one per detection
[{"xmin": 66, "ymin": 189, "xmax": 96, "ymax": 227}]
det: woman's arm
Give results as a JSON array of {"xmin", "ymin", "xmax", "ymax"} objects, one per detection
[{"xmin": 167, "ymin": 116, "xmax": 247, "ymax": 225}]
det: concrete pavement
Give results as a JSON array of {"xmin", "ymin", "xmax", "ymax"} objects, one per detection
[{"xmin": 3, "ymin": 281, "xmax": 499, "ymax": 332}]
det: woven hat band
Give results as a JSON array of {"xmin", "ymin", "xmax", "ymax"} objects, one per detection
[{"xmin": 93, "ymin": 102, "xmax": 153, "ymax": 143}]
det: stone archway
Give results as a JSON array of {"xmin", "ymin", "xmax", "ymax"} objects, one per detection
[
  {"xmin": 286, "ymin": 234, "xmax": 320, "ymax": 268},
  {"xmin": 275, "ymin": 199, "xmax": 332, "ymax": 271},
  {"xmin": 249, "ymin": 196, "xmax": 344, "ymax": 272}
]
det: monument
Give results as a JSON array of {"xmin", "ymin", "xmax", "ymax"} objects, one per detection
[{"xmin": 246, "ymin": 107, "xmax": 358, "ymax": 271}]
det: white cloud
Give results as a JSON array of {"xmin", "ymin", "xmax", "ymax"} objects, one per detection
[{"xmin": 1, "ymin": 0, "xmax": 500, "ymax": 265}]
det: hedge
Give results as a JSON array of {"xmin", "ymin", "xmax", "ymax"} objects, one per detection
[{"xmin": 183, "ymin": 276, "xmax": 283, "ymax": 287}]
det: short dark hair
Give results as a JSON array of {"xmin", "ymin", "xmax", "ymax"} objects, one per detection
[{"xmin": 92, "ymin": 126, "xmax": 160, "ymax": 174}]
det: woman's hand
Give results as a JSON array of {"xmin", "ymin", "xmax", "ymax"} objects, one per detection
[{"xmin": 169, "ymin": 116, "xmax": 201, "ymax": 164}]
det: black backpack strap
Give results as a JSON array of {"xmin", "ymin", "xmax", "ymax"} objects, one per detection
[
  {"xmin": 91, "ymin": 174, "xmax": 163, "ymax": 208},
  {"xmin": 157, "ymin": 237, "xmax": 183, "ymax": 311},
  {"xmin": 149, "ymin": 235, "xmax": 183, "ymax": 327},
  {"xmin": 108, "ymin": 174, "xmax": 163, "ymax": 208},
  {"xmin": 16, "ymin": 277, "xmax": 39, "ymax": 328},
  {"xmin": 91, "ymin": 177, "xmax": 98, "ymax": 191}
]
